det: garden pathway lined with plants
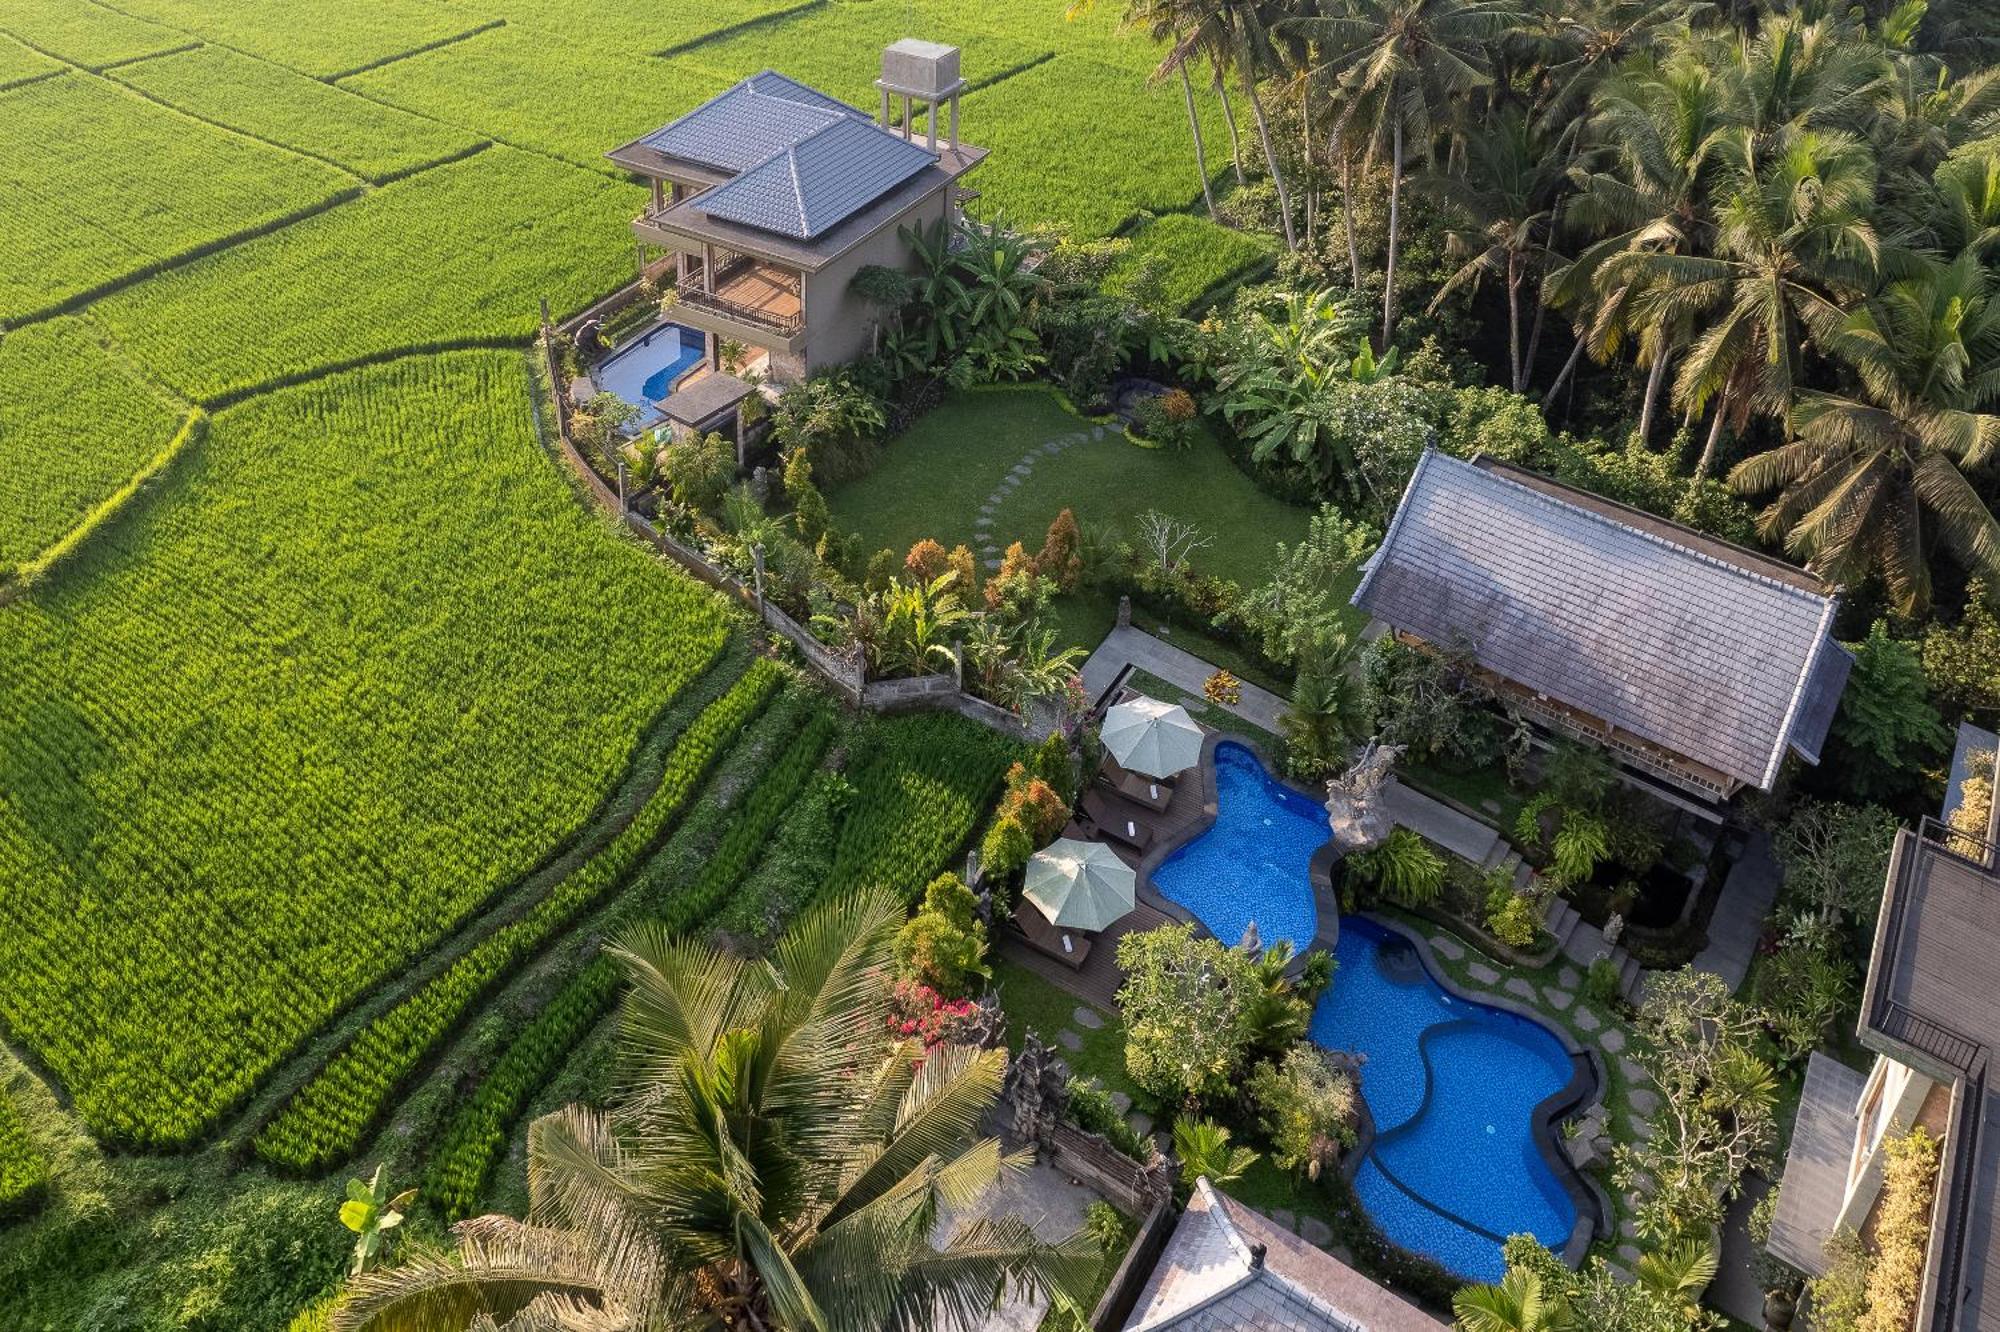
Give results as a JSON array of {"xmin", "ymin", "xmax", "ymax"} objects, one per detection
[{"xmin": 970, "ymin": 421, "xmax": 1111, "ymax": 569}]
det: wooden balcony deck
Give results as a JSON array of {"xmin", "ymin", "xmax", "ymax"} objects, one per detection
[{"xmin": 676, "ymin": 260, "xmax": 802, "ymax": 337}]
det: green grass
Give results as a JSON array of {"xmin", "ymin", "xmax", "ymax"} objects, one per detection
[
  {"xmin": 97, "ymin": 0, "xmax": 493, "ymax": 78},
  {"xmin": 92, "ymin": 148, "xmax": 639, "ymax": 402},
  {"xmin": 0, "ymin": 72, "xmax": 353, "ymax": 323},
  {"xmin": 0, "ymin": 352, "xmax": 730, "ymax": 1146},
  {"xmin": 113, "ymin": 44, "xmax": 483, "ymax": 181},
  {"xmin": 342, "ymin": 25, "xmax": 732, "ymax": 172},
  {"xmin": 0, "ymin": 0, "xmax": 187, "ymax": 69},
  {"xmin": 1105, "ymin": 213, "xmax": 1277, "ymax": 314},
  {"xmin": 431, "ymin": 0, "xmax": 796, "ymax": 52},
  {"xmin": 990, "ymin": 957, "xmax": 1155, "ymax": 1114},
  {"xmin": 1399, "ymin": 757, "xmax": 1528, "ymax": 833},
  {"xmin": 0, "ymin": 317, "xmax": 190, "ymax": 568},
  {"xmin": 827, "ymin": 384, "xmax": 1309, "ymax": 591}
]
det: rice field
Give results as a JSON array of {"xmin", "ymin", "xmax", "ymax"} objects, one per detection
[
  {"xmin": 429, "ymin": 0, "xmax": 805, "ymax": 53},
  {"xmin": 0, "ymin": 73, "xmax": 353, "ymax": 324},
  {"xmin": 0, "ymin": 33, "xmax": 59, "ymax": 89},
  {"xmin": 90, "ymin": 0, "xmax": 495, "ymax": 78},
  {"xmin": 1106, "ymin": 212, "xmax": 1277, "ymax": 312},
  {"xmin": 0, "ymin": 351, "xmax": 730, "ymax": 1145},
  {"xmin": 0, "ymin": 318, "xmax": 190, "ymax": 569},
  {"xmin": 91, "ymin": 148, "xmax": 639, "ymax": 402},
  {"xmin": 112, "ymin": 45, "xmax": 484, "ymax": 182},
  {"xmin": 341, "ymin": 25, "xmax": 732, "ymax": 172},
  {"xmin": 0, "ymin": 0, "xmax": 187, "ymax": 71}
]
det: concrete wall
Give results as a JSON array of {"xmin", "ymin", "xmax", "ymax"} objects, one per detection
[
  {"xmin": 803, "ymin": 181, "xmax": 956, "ymax": 372},
  {"xmin": 1834, "ymin": 1055, "xmax": 1936, "ymax": 1235}
]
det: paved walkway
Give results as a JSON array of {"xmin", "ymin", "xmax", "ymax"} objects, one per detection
[
  {"xmin": 1382, "ymin": 781, "xmax": 1502, "ymax": 865},
  {"xmin": 1692, "ymin": 829, "xmax": 1778, "ymax": 992},
  {"xmin": 932, "ymin": 1154, "xmax": 1106, "ymax": 1331},
  {"xmin": 1080, "ymin": 624, "xmax": 1289, "ymax": 735}
]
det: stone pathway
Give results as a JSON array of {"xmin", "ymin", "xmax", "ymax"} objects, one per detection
[
  {"xmin": 932, "ymin": 1155, "xmax": 1107, "ymax": 1331},
  {"xmin": 971, "ymin": 424, "xmax": 1108, "ymax": 571},
  {"xmin": 1692, "ymin": 829, "xmax": 1779, "ymax": 992},
  {"xmin": 1079, "ymin": 624, "xmax": 1290, "ymax": 734}
]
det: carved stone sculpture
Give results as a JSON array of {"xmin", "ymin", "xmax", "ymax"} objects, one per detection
[{"xmin": 1324, "ymin": 738, "xmax": 1406, "ymax": 853}]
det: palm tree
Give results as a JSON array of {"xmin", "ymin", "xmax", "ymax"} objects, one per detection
[
  {"xmin": 1070, "ymin": 0, "xmax": 1223, "ymax": 219},
  {"xmin": 1619, "ymin": 124, "xmax": 1879, "ymax": 477},
  {"xmin": 1422, "ymin": 107, "xmax": 1563, "ymax": 391},
  {"xmin": 1633, "ymin": 1237, "xmax": 1719, "ymax": 1322},
  {"xmin": 1525, "ymin": 0, "xmax": 1702, "ymax": 153},
  {"xmin": 1551, "ymin": 47, "xmax": 1733, "ymax": 445},
  {"xmin": 1730, "ymin": 252, "xmax": 2000, "ymax": 614},
  {"xmin": 1224, "ymin": 0, "xmax": 1301, "ymax": 251},
  {"xmin": 1172, "ymin": 1117, "xmax": 1259, "ymax": 1188},
  {"xmin": 334, "ymin": 891, "xmax": 1090, "ymax": 1331},
  {"xmin": 1451, "ymin": 1267, "xmax": 1573, "ymax": 1332},
  {"xmin": 1281, "ymin": 0, "xmax": 1522, "ymax": 344}
]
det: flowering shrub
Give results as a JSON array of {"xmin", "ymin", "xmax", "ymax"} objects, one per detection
[
  {"xmin": 887, "ymin": 979, "xmax": 986, "ymax": 1048},
  {"xmin": 1204, "ymin": 669, "xmax": 1241, "ymax": 706}
]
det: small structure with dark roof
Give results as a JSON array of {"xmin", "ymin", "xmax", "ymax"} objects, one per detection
[
  {"xmin": 1124, "ymin": 1178, "xmax": 1448, "ymax": 1332},
  {"xmin": 658, "ymin": 370, "xmax": 755, "ymax": 440},
  {"xmin": 1352, "ymin": 449, "xmax": 1852, "ymax": 801},
  {"xmin": 607, "ymin": 47, "xmax": 987, "ymax": 385}
]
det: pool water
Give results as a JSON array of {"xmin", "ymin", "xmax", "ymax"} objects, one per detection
[
  {"xmin": 1313, "ymin": 917, "xmax": 1578, "ymax": 1280},
  {"xmin": 1150, "ymin": 742, "xmax": 1579, "ymax": 1281},
  {"xmin": 593, "ymin": 322, "xmax": 706, "ymax": 420},
  {"xmin": 1151, "ymin": 742, "xmax": 1320, "ymax": 950}
]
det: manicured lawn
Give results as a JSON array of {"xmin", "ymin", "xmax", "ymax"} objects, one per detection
[
  {"xmin": 827, "ymin": 385, "xmax": 1311, "ymax": 593},
  {"xmin": 1400, "ymin": 757, "xmax": 1529, "ymax": 833},
  {"xmin": 990, "ymin": 957, "xmax": 1155, "ymax": 1115}
]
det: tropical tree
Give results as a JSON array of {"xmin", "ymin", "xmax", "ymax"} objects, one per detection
[
  {"xmin": 1628, "ymin": 124, "xmax": 1880, "ymax": 477},
  {"xmin": 1281, "ymin": 0, "xmax": 1522, "ymax": 343},
  {"xmin": 1422, "ymin": 107, "xmax": 1564, "ymax": 391},
  {"xmin": 1729, "ymin": 252, "xmax": 2000, "ymax": 612},
  {"xmin": 1452, "ymin": 1266, "xmax": 1573, "ymax": 1332},
  {"xmin": 860, "ymin": 571, "xmax": 974, "ymax": 677},
  {"xmin": 333, "ymin": 890, "xmax": 1090, "ymax": 1332},
  {"xmin": 1172, "ymin": 1117, "xmax": 1259, "ymax": 1189}
]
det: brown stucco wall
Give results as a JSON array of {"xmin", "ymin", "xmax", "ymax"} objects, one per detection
[{"xmin": 801, "ymin": 181, "xmax": 957, "ymax": 373}]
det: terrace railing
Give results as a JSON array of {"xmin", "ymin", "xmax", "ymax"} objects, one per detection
[{"xmin": 674, "ymin": 284, "xmax": 804, "ymax": 337}]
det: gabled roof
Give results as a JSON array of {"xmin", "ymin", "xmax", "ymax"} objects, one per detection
[
  {"xmin": 1352, "ymin": 449, "xmax": 1852, "ymax": 792},
  {"xmin": 697, "ymin": 113, "xmax": 936, "ymax": 239},
  {"xmin": 1125, "ymin": 1179, "xmax": 1446, "ymax": 1332},
  {"xmin": 638, "ymin": 71, "xmax": 870, "ymax": 174}
]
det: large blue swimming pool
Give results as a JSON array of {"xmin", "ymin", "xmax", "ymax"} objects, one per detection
[{"xmin": 1151, "ymin": 742, "xmax": 1579, "ymax": 1281}]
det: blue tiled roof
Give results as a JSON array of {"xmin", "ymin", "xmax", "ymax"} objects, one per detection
[
  {"xmin": 640, "ymin": 70, "xmax": 869, "ymax": 174},
  {"xmin": 1353, "ymin": 449, "xmax": 1850, "ymax": 790},
  {"xmin": 697, "ymin": 115, "xmax": 936, "ymax": 239}
]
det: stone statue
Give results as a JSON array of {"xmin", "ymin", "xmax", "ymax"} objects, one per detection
[
  {"xmin": 1325, "ymin": 739, "xmax": 1405, "ymax": 853},
  {"xmin": 1002, "ymin": 1032, "xmax": 1070, "ymax": 1151}
]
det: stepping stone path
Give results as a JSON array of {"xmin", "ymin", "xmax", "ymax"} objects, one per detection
[
  {"xmin": 1572, "ymin": 1007, "xmax": 1601, "ymax": 1032},
  {"xmin": 1109, "ymin": 1091, "xmax": 1132, "ymax": 1115},
  {"xmin": 1129, "ymin": 1111, "xmax": 1153, "ymax": 1138},
  {"xmin": 1620, "ymin": 1056, "xmax": 1647, "ymax": 1086},
  {"xmin": 1616, "ymin": 1243, "xmax": 1643, "ymax": 1265},
  {"xmin": 1620, "ymin": 1218, "xmax": 1640, "ymax": 1239},
  {"xmin": 1430, "ymin": 935, "xmax": 1465, "ymax": 962},
  {"xmin": 1558, "ymin": 966, "xmax": 1580, "ymax": 989},
  {"xmin": 1479, "ymin": 799, "xmax": 1504, "ymax": 815},
  {"xmin": 1072, "ymin": 1006, "xmax": 1105, "ymax": 1031},
  {"xmin": 1543, "ymin": 986, "xmax": 1574, "ymax": 1010},
  {"xmin": 1598, "ymin": 1027, "xmax": 1626, "ymax": 1054},
  {"xmin": 1268, "ymin": 1208, "xmax": 1297, "ymax": 1233},
  {"xmin": 1468, "ymin": 961, "xmax": 1501, "ymax": 985},
  {"xmin": 1504, "ymin": 977, "xmax": 1536, "ymax": 1000},
  {"xmin": 1628, "ymin": 1088, "xmax": 1660, "ymax": 1117},
  {"xmin": 1056, "ymin": 1029, "xmax": 1083, "ymax": 1052},
  {"xmin": 1299, "ymin": 1216, "xmax": 1334, "ymax": 1247}
]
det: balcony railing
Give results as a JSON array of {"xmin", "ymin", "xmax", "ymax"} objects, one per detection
[{"xmin": 674, "ymin": 285, "xmax": 804, "ymax": 337}]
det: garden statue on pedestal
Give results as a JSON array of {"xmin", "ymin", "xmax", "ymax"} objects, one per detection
[{"xmin": 1324, "ymin": 739, "xmax": 1405, "ymax": 856}]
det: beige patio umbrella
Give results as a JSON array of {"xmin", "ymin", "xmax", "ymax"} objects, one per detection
[
  {"xmin": 1101, "ymin": 695, "xmax": 1204, "ymax": 778},
  {"xmin": 1023, "ymin": 838, "xmax": 1136, "ymax": 931}
]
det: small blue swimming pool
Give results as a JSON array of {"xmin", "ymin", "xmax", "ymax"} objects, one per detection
[
  {"xmin": 1149, "ymin": 741, "xmax": 1580, "ymax": 1281},
  {"xmin": 1313, "ymin": 917, "xmax": 1578, "ymax": 1281},
  {"xmin": 593, "ymin": 322, "xmax": 706, "ymax": 420},
  {"xmin": 1151, "ymin": 742, "xmax": 1320, "ymax": 950}
]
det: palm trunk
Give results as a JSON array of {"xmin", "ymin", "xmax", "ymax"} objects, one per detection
[
  {"xmin": 1301, "ymin": 82, "xmax": 1316, "ymax": 250},
  {"xmin": 1520, "ymin": 282, "xmax": 1547, "ymax": 395},
  {"xmin": 1694, "ymin": 398, "xmax": 1727, "ymax": 479},
  {"xmin": 1239, "ymin": 54, "xmax": 1297, "ymax": 251},
  {"xmin": 1338, "ymin": 133, "xmax": 1362, "ymax": 291},
  {"xmin": 1543, "ymin": 335, "xmax": 1585, "ymax": 408},
  {"xmin": 1506, "ymin": 254, "xmax": 1523, "ymax": 395},
  {"xmin": 1180, "ymin": 64, "xmax": 1218, "ymax": 220},
  {"xmin": 1214, "ymin": 61, "xmax": 1247, "ymax": 186},
  {"xmin": 1637, "ymin": 343, "xmax": 1670, "ymax": 445},
  {"xmin": 1382, "ymin": 116, "xmax": 1403, "ymax": 345}
]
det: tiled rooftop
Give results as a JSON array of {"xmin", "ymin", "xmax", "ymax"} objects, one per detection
[{"xmin": 1353, "ymin": 450, "xmax": 1851, "ymax": 791}]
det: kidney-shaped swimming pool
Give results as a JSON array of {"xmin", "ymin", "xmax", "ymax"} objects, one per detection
[{"xmin": 1149, "ymin": 741, "xmax": 1583, "ymax": 1281}]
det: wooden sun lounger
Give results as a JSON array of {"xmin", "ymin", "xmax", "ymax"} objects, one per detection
[
  {"xmin": 1099, "ymin": 757, "xmax": 1173, "ymax": 813},
  {"xmin": 1011, "ymin": 898, "xmax": 1093, "ymax": 970},
  {"xmin": 1081, "ymin": 790, "xmax": 1154, "ymax": 853}
]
